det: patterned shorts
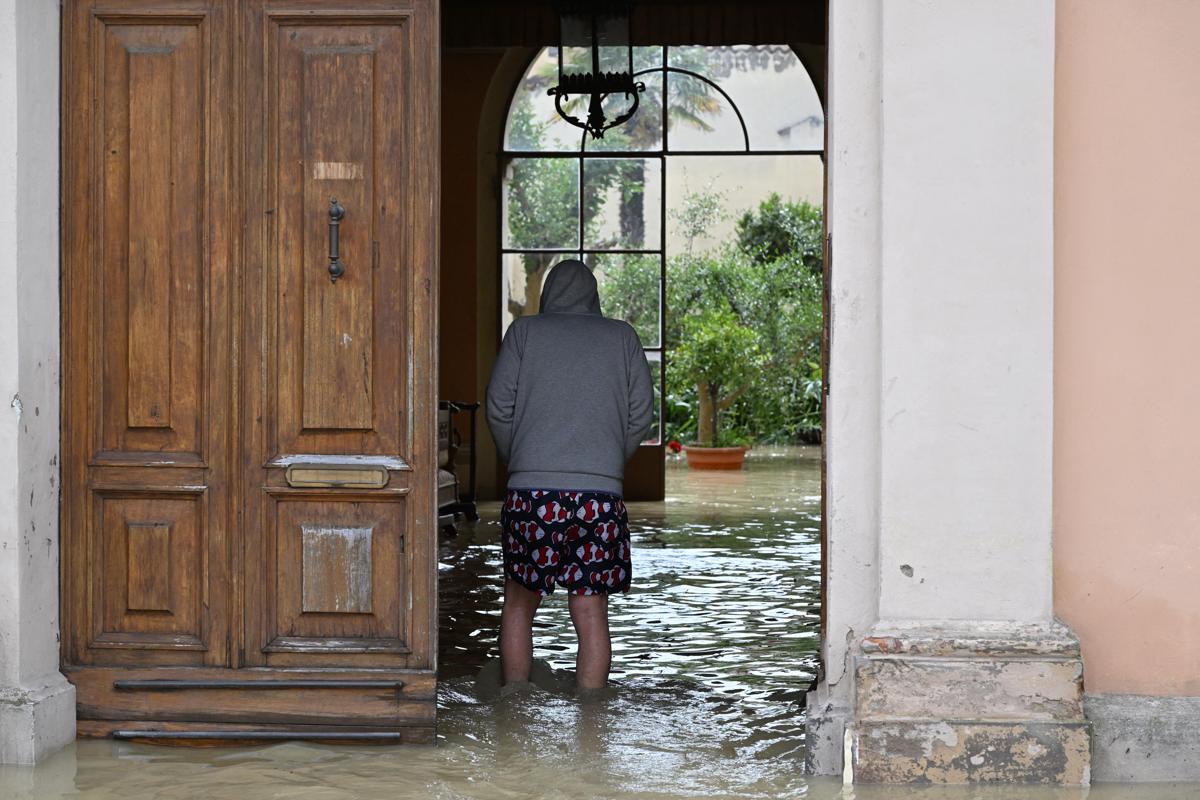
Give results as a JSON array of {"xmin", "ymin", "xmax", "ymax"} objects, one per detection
[{"xmin": 500, "ymin": 488, "xmax": 632, "ymax": 596}]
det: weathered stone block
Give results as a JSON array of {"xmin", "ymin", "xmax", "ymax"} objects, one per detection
[
  {"xmin": 861, "ymin": 619, "xmax": 1081, "ymax": 658},
  {"xmin": 0, "ymin": 674, "xmax": 77, "ymax": 765},
  {"xmin": 851, "ymin": 720, "xmax": 1091, "ymax": 785},
  {"xmin": 856, "ymin": 656, "xmax": 1084, "ymax": 721},
  {"xmin": 849, "ymin": 621, "xmax": 1090, "ymax": 785}
]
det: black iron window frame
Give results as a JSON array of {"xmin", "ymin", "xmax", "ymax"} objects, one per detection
[{"xmin": 500, "ymin": 46, "xmax": 824, "ymax": 447}]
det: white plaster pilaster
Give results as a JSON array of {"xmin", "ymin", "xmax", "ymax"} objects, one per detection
[
  {"xmin": 0, "ymin": 0, "xmax": 76, "ymax": 765},
  {"xmin": 810, "ymin": 0, "xmax": 1060, "ymax": 777},
  {"xmin": 876, "ymin": 0, "xmax": 1055, "ymax": 623},
  {"xmin": 805, "ymin": 0, "xmax": 884, "ymax": 775}
]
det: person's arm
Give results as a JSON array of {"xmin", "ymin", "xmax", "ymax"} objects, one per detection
[
  {"xmin": 486, "ymin": 320, "xmax": 524, "ymax": 464},
  {"xmin": 624, "ymin": 329, "xmax": 654, "ymax": 461}
]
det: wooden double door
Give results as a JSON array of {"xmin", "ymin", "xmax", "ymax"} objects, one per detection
[{"xmin": 60, "ymin": 0, "xmax": 439, "ymax": 741}]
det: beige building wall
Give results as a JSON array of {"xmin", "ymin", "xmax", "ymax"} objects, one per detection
[{"xmin": 1054, "ymin": 0, "xmax": 1200, "ymax": 697}]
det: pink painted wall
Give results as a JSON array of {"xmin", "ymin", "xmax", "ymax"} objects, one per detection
[{"xmin": 1055, "ymin": 0, "xmax": 1200, "ymax": 695}]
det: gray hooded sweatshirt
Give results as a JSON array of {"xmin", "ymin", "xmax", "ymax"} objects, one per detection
[{"xmin": 486, "ymin": 260, "xmax": 655, "ymax": 496}]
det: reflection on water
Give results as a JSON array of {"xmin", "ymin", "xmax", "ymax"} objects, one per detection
[{"xmin": 3, "ymin": 447, "xmax": 1199, "ymax": 799}]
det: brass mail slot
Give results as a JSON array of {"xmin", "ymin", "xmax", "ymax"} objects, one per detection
[{"xmin": 285, "ymin": 464, "xmax": 390, "ymax": 489}]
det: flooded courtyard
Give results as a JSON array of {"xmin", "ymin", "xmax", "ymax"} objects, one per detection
[{"xmin": 2, "ymin": 448, "xmax": 1198, "ymax": 799}]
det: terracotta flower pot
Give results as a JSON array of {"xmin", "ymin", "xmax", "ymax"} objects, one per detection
[{"xmin": 682, "ymin": 444, "xmax": 748, "ymax": 470}]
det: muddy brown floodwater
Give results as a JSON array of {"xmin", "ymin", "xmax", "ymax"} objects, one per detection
[{"xmin": 3, "ymin": 447, "xmax": 1199, "ymax": 799}]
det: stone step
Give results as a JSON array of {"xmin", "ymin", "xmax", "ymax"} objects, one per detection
[
  {"xmin": 856, "ymin": 655, "xmax": 1084, "ymax": 721},
  {"xmin": 851, "ymin": 719, "xmax": 1091, "ymax": 785}
]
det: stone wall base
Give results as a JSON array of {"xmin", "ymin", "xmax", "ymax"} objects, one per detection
[
  {"xmin": 847, "ymin": 620, "xmax": 1091, "ymax": 785},
  {"xmin": 804, "ymin": 685, "xmax": 848, "ymax": 776},
  {"xmin": 853, "ymin": 720, "xmax": 1090, "ymax": 783},
  {"xmin": 1086, "ymin": 693, "xmax": 1200, "ymax": 782},
  {"xmin": 0, "ymin": 673, "xmax": 77, "ymax": 765}
]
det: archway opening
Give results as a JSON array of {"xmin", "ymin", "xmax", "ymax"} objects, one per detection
[{"xmin": 435, "ymin": 37, "xmax": 829, "ymax": 790}]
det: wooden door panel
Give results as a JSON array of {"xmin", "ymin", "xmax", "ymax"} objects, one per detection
[
  {"xmin": 269, "ymin": 14, "xmax": 409, "ymax": 459},
  {"xmin": 259, "ymin": 492, "xmax": 410, "ymax": 668},
  {"xmin": 62, "ymin": 0, "xmax": 234, "ymax": 673},
  {"xmin": 244, "ymin": 0, "xmax": 438, "ymax": 675},
  {"xmin": 92, "ymin": 488, "xmax": 207, "ymax": 651},
  {"xmin": 95, "ymin": 14, "xmax": 207, "ymax": 464}
]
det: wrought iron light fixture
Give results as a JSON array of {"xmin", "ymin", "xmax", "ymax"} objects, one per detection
[{"xmin": 547, "ymin": 2, "xmax": 646, "ymax": 140}]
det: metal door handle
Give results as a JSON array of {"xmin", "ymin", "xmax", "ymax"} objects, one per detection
[{"xmin": 327, "ymin": 197, "xmax": 345, "ymax": 282}]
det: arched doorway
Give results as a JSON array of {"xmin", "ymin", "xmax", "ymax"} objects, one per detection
[{"xmin": 497, "ymin": 45, "xmax": 825, "ymax": 500}]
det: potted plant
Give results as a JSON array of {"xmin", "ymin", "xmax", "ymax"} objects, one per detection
[{"xmin": 673, "ymin": 307, "xmax": 762, "ymax": 470}]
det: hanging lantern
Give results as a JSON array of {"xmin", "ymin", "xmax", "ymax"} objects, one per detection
[{"xmin": 547, "ymin": 2, "xmax": 646, "ymax": 140}]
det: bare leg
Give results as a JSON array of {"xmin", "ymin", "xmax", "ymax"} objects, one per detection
[
  {"xmin": 568, "ymin": 593, "xmax": 611, "ymax": 690},
  {"xmin": 499, "ymin": 579, "xmax": 542, "ymax": 685}
]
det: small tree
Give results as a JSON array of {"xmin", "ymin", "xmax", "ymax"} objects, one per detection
[
  {"xmin": 664, "ymin": 192, "xmax": 825, "ymax": 445},
  {"xmin": 670, "ymin": 180, "xmax": 729, "ymax": 258},
  {"xmin": 673, "ymin": 307, "xmax": 762, "ymax": 446}
]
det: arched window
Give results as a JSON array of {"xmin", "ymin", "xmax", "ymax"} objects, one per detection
[{"xmin": 500, "ymin": 45, "xmax": 824, "ymax": 448}]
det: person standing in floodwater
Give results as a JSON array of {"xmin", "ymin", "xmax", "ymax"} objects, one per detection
[{"xmin": 485, "ymin": 259, "xmax": 655, "ymax": 690}]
